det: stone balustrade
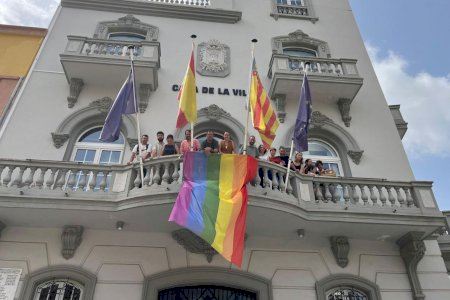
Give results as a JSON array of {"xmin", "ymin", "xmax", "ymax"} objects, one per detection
[
  {"xmin": 275, "ymin": 3, "xmax": 309, "ymax": 16},
  {"xmin": 0, "ymin": 157, "xmax": 439, "ymax": 216},
  {"xmin": 269, "ymin": 54, "xmax": 360, "ymax": 78},
  {"xmin": 148, "ymin": 0, "xmax": 210, "ymax": 6}
]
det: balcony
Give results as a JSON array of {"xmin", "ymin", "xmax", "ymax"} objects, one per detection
[
  {"xmin": 0, "ymin": 156, "xmax": 444, "ymax": 241},
  {"xmin": 60, "ymin": 36, "xmax": 160, "ymax": 89},
  {"xmin": 268, "ymin": 54, "xmax": 363, "ymax": 107},
  {"xmin": 270, "ymin": 1, "xmax": 319, "ymax": 23}
]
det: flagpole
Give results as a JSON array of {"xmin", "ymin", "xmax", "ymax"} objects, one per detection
[
  {"xmin": 190, "ymin": 34, "xmax": 197, "ymax": 151},
  {"xmin": 128, "ymin": 45, "xmax": 145, "ymax": 185},
  {"xmin": 285, "ymin": 66, "xmax": 308, "ymax": 193},
  {"xmin": 243, "ymin": 39, "xmax": 258, "ymax": 155}
]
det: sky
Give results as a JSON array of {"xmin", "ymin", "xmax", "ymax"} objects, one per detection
[{"xmin": 0, "ymin": 0, "xmax": 449, "ymax": 209}]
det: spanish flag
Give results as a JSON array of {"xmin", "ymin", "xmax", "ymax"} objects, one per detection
[
  {"xmin": 176, "ymin": 50, "xmax": 197, "ymax": 128},
  {"xmin": 249, "ymin": 59, "xmax": 279, "ymax": 148}
]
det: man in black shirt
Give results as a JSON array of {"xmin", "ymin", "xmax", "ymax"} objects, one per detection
[{"xmin": 201, "ymin": 130, "xmax": 219, "ymax": 154}]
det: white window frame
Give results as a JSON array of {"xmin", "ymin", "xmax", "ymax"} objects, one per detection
[
  {"xmin": 34, "ymin": 279, "xmax": 84, "ymax": 300},
  {"xmin": 304, "ymin": 139, "xmax": 343, "ymax": 176},
  {"xmin": 283, "ymin": 46, "xmax": 318, "ymax": 57}
]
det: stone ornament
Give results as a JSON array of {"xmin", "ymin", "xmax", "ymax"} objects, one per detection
[
  {"xmin": 310, "ymin": 111, "xmax": 333, "ymax": 128},
  {"xmin": 197, "ymin": 40, "xmax": 230, "ymax": 77},
  {"xmin": 338, "ymin": 98, "xmax": 352, "ymax": 127},
  {"xmin": 61, "ymin": 225, "xmax": 84, "ymax": 260},
  {"xmin": 172, "ymin": 229, "xmax": 217, "ymax": 263},
  {"xmin": 67, "ymin": 78, "xmax": 84, "ymax": 108},
  {"xmin": 89, "ymin": 97, "xmax": 113, "ymax": 114},
  {"xmin": 347, "ymin": 150, "xmax": 364, "ymax": 165},
  {"xmin": 330, "ymin": 236, "xmax": 350, "ymax": 268},
  {"xmin": 397, "ymin": 231, "xmax": 426, "ymax": 300},
  {"xmin": 51, "ymin": 133, "xmax": 70, "ymax": 149},
  {"xmin": 94, "ymin": 15, "xmax": 159, "ymax": 41},
  {"xmin": 198, "ymin": 104, "xmax": 231, "ymax": 120},
  {"xmin": 139, "ymin": 84, "xmax": 152, "ymax": 113},
  {"xmin": 272, "ymin": 30, "xmax": 330, "ymax": 58}
]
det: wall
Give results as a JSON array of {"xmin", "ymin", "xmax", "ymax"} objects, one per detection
[
  {"xmin": 1, "ymin": 227, "xmax": 449, "ymax": 299},
  {"xmin": 0, "ymin": 0, "xmax": 414, "ymax": 180}
]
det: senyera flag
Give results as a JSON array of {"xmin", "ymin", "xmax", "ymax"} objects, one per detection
[
  {"xmin": 169, "ymin": 152, "xmax": 258, "ymax": 267},
  {"xmin": 249, "ymin": 58, "xmax": 280, "ymax": 148},
  {"xmin": 176, "ymin": 50, "xmax": 197, "ymax": 129}
]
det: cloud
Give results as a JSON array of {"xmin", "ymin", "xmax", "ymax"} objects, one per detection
[
  {"xmin": 0, "ymin": 0, "xmax": 59, "ymax": 28},
  {"xmin": 366, "ymin": 43, "xmax": 450, "ymax": 158}
]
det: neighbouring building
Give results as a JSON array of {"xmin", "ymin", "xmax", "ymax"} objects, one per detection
[
  {"xmin": 0, "ymin": 0, "xmax": 448, "ymax": 299},
  {"xmin": 0, "ymin": 24, "xmax": 47, "ymax": 127}
]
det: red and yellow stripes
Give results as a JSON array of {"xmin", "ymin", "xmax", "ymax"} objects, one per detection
[
  {"xmin": 249, "ymin": 59, "xmax": 279, "ymax": 148},
  {"xmin": 176, "ymin": 50, "xmax": 197, "ymax": 128}
]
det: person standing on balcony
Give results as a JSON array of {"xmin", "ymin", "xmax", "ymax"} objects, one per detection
[
  {"xmin": 258, "ymin": 145, "xmax": 269, "ymax": 161},
  {"xmin": 127, "ymin": 134, "xmax": 151, "ymax": 165},
  {"xmin": 151, "ymin": 131, "xmax": 165, "ymax": 157},
  {"xmin": 201, "ymin": 130, "xmax": 219, "ymax": 155},
  {"xmin": 278, "ymin": 147, "xmax": 290, "ymax": 166},
  {"xmin": 219, "ymin": 131, "xmax": 235, "ymax": 154},
  {"xmin": 291, "ymin": 152, "xmax": 305, "ymax": 173},
  {"xmin": 162, "ymin": 134, "xmax": 180, "ymax": 156},
  {"xmin": 268, "ymin": 148, "xmax": 283, "ymax": 165},
  {"xmin": 180, "ymin": 129, "xmax": 200, "ymax": 155},
  {"xmin": 240, "ymin": 135, "xmax": 259, "ymax": 158}
]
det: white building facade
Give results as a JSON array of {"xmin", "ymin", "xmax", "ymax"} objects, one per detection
[{"xmin": 0, "ymin": 0, "xmax": 448, "ymax": 299}]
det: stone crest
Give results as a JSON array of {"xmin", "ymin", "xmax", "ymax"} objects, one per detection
[
  {"xmin": 330, "ymin": 236, "xmax": 350, "ymax": 268},
  {"xmin": 89, "ymin": 97, "xmax": 113, "ymax": 114},
  {"xmin": 197, "ymin": 40, "xmax": 230, "ymax": 77},
  {"xmin": 310, "ymin": 111, "xmax": 333, "ymax": 128},
  {"xmin": 172, "ymin": 229, "xmax": 217, "ymax": 263},
  {"xmin": 198, "ymin": 104, "xmax": 231, "ymax": 120}
]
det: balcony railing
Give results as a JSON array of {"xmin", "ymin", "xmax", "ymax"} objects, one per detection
[
  {"xmin": 276, "ymin": 3, "xmax": 309, "ymax": 16},
  {"xmin": 148, "ymin": 0, "xmax": 211, "ymax": 6},
  {"xmin": 0, "ymin": 157, "xmax": 440, "ymax": 217}
]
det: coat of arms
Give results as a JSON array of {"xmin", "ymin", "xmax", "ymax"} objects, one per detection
[{"xmin": 197, "ymin": 40, "xmax": 230, "ymax": 77}]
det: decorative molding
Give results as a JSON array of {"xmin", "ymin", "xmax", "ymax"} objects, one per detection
[
  {"xmin": 172, "ymin": 229, "xmax": 217, "ymax": 263},
  {"xmin": 61, "ymin": 225, "xmax": 83, "ymax": 260},
  {"xmin": 139, "ymin": 84, "xmax": 152, "ymax": 113},
  {"xmin": 310, "ymin": 111, "xmax": 333, "ymax": 128},
  {"xmin": 89, "ymin": 97, "xmax": 113, "ymax": 114},
  {"xmin": 330, "ymin": 236, "xmax": 350, "ymax": 268},
  {"xmin": 272, "ymin": 30, "xmax": 330, "ymax": 58},
  {"xmin": 198, "ymin": 104, "xmax": 231, "ymax": 121},
  {"xmin": 347, "ymin": 150, "xmax": 363, "ymax": 165},
  {"xmin": 197, "ymin": 39, "xmax": 230, "ymax": 77},
  {"xmin": 397, "ymin": 231, "xmax": 426, "ymax": 300},
  {"xmin": 21, "ymin": 266, "xmax": 97, "ymax": 300},
  {"xmin": 0, "ymin": 220, "xmax": 5, "ymax": 239},
  {"xmin": 94, "ymin": 14, "xmax": 159, "ymax": 41},
  {"xmin": 316, "ymin": 274, "xmax": 382, "ymax": 300},
  {"xmin": 61, "ymin": 0, "xmax": 242, "ymax": 24},
  {"xmin": 338, "ymin": 98, "xmax": 352, "ymax": 127},
  {"xmin": 270, "ymin": 0, "xmax": 318, "ymax": 23},
  {"xmin": 273, "ymin": 94, "xmax": 286, "ymax": 123},
  {"xmin": 127, "ymin": 138, "xmax": 138, "ymax": 150},
  {"xmin": 51, "ymin": 133, "xmax": 70, "ymax": 149},
  {"xmin": 67, "ymin": 78, "xmax": 84, "ymax": 108}
]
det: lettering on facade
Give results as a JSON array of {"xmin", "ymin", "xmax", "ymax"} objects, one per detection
[
  {"xmin": 0, "ymin": 268, "xmax": 22, "ymax": 300},
  {"xmin": 172, "ymin": 85, "xmax": 247, "ymax": 97}
]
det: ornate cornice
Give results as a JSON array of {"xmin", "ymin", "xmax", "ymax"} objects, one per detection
[
  {"xmin": 172, "ymin": 229, "xmax": 217, "ymax": 263},
  {"xmin": 397, "ymin": 231, "xmax": 426, "ymax": 300},
  {"xmin": 95, "ymin": 14, "xmax": 159, "ymax": 41},
  {"xmin": 272, "ymin": 30, "xmax": 330, "ymax": 58},
  {"xmin": 51, "ymin": 133, "xmax": 70, "ymax": 149},
  {"xmin": 198, "ymin": 104, "xmax": 231, "ymax": 121},
  {"xmin": 330, "ymin": 236, "xmax": 350, "ymax": 268},
  {"xmin": 61, "ymin": 225, "xmax": 84, "ymax": 260},
  {"xmin": 61, "ymin": 0, "xmax": 242, "ymax": 24}
]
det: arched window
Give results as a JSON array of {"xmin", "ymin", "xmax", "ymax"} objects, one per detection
[
  {"xmin": 108, "ymin": 32, "xmax": 146, "ymax": 42},
  {"xmin": 158, "ymin": 285, "xmax": 257, "ymax": 300},
  {"xmin": 283, "ymin": 47, "xmax": 317, "ymax": 57},
  {"xmin": 34, "ymin": 278, "xmax": 83, "ymax": 300},
  {"xmin": 303, "ymin": 140, "xmax": 342, "ymax": 176},
  {"xmin": 71, "ymin": 127, "xmax": 125, "ymax": 190},
  {"xmin": 326, "ymin": 286, "xmax": 368, "ymax": 300}
]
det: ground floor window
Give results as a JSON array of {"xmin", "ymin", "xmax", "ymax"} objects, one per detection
[
  {"xmin": 326, "ymin": 287, "xmax": 368, "ymax": 300},
  {"xmin": 158, "ymin": 285, "xmax": 257, "ymax": 300},
  {"xmin": 34, "ymin": 279, "xmax": 83, "ymax": 300}
]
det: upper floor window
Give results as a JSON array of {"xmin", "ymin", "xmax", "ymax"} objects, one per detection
[
  {"xmin": 34, "ymin": 279, "xmax": 83, "ymax": 300},
  {"xmin": 108, "ymin": 33, "xmax": 146, "ymax": 42},
  {"xmin": 271, "ymin": 0, "xmax": 318, "ymax": 22},
  {"xmin": 326, "ymin": 286, "xmax": 368, "ymax": 300},
  {"xmin": 277, "ymin": 0, "xmax": 304, "ymax": 6},
  {"xmin": 283, "ymin": 47, "xmax": 317, "ymax": 57},
  {"xmin": 304, "ymin": 140, "xmax": 342, "ymax": 176}
]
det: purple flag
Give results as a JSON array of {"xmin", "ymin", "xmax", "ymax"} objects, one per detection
[
  {"xmin": 100, "ymin": 65, "xmax": 138, "ymax": 142},
  {"xmin": 293, "ymin": 73, "xmax": 312, "ymax": 152}
]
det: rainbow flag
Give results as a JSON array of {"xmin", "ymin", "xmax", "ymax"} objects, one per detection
[
  {"xmin": 176, "ymin": 49, "xmax": 197, "ymax": 128},
  {"xmin": 249, "ymin": 58, "xmax": 279, "ymax": 148},
  {"xmin": 169, "ymin": 152, "xmax": 258, "ymax": 267}
]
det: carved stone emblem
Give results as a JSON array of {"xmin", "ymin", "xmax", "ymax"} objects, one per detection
[
  {"xmin": 198, "ymin": 104, "xmax": 231, "ymax": 120},
  {"xmin": 310, "ymin": 111, "xmax": 333, "ymax": 128},
  {"xmin": 127, "ymin": 138, "xmax": 138, "ymax": 151},
  {"xmin": 338, "ymin": 98, "xmax": 352, "ymax": 127},
  {"xmin": 172, "ymin": 229, "xmax": 217, "ymax": 263},
  {"xmin": 347, "ymin": 150, "xmax": 364, "ymax": 165},
  {"xmin": 95, "ymin": 15, "xmax": 159, "ymax": 41},
  {"xmin": 51, "ymin": 133, "xmax": 70, "ymax": 149},
  {"xmin": 61, "ymin": 225, "xmax": 83, "ymax": 260},
  {"xmin": 197, "ymin": 40, "xmax": 230, "ymax": 77},
  {"xmin": 330, "ymin": 236, "xmax": 350, "ymax": 268},
  {"xmin": 67, "ymin": 78, "xmax": 84, "ymax": 108},
  {"xmin": 89, "ymin": 97, "xmax": 113, "ymax": 114}
]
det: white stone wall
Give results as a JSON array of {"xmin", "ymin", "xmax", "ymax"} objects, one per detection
[
  {"xmin": 0, "ymin": 0, "xmax": 414, "ymax": 181},
  {"xmin": 1, "ymin": 227, "xmax": 449, "ymax": 299}
]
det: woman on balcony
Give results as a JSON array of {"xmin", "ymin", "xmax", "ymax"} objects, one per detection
[
  {"xmin": 162, "ymin": 134, "xmax": 180, "ymax": 156},
  {"xmin": 291, "ymin": 152, "xmax": 305, "ymax": 173},
  {"xmin": 219, "ymin": 131, "xmax": 235, "ymax": 154}
]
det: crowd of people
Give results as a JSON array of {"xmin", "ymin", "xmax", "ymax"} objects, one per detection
[{"xmin": 127, "ymin": 130, "xmax": 330, "ymax": 177}]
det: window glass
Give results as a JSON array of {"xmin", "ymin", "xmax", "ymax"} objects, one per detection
[
  {"xmin": 78, "ymin": 128, "xmax": 124, "ymax": 144},
  {"xmin": 304, "ymin": 141, "xmax": 337, "ymax": 157},
  {"xmin": 34, "ymin": 279, "xmax": 83, "ymax": 300},
  {"xmin": 283, "ymin": 47, "xmax": 317, "ymax": 57},
  {"xmin": 326, "ymin": 287, "xmax": 368, "ymax": 300},
  {"xmin": 108, "ymin": 33, "xmax": 145, "ymax": 42},
  {"xmin": 303, "ymin": 140, "xmax": 342, "ymax": 176}
]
